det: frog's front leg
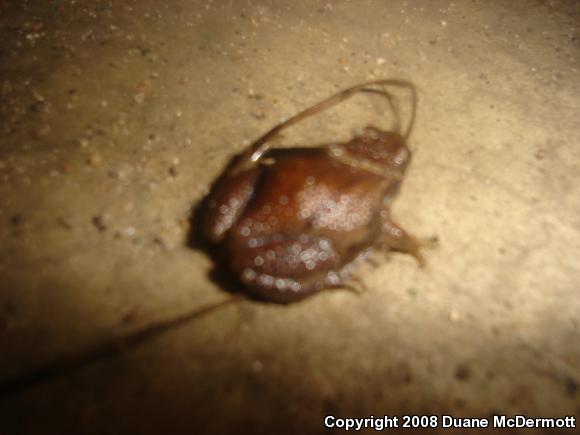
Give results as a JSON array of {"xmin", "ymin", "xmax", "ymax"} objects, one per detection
[
  {"xmin": 202, "ymin": 168, "xmax": 261, "ymax": 243},
  {"xmin": 228, "ymin": 234, "xmax": 348, "ymax": 303},
  {"xmin": 380, "ymin": 210, "xmax": 435, "ymax": 266}
]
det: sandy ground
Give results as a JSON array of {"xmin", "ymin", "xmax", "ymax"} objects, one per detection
[{"xmin": 0, "ymin": 0, "xmax": 579, "ymax": 434}]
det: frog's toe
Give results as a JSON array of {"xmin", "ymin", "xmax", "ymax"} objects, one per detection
[
  {"xmin": 419, "ymin": 235, "xmax": 439, "ymax": 249},
  {"xmin": 341, "ymin": 276, "xmax": 367, "ymax": 295}
]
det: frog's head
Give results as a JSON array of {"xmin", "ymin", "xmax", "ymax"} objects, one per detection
[{"xmin": 344, "ymin": 126, "xmax": 411, "ymax": 172}]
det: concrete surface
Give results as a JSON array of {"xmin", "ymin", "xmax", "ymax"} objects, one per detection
[{"xmin": 0, "ymin": 0, "xmax": 579, "ymax": 434}]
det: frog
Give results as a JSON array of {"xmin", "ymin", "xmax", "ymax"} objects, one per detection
[{"xmin": 200, "ymin": 79, "xmax": 430, "ymax": 303}]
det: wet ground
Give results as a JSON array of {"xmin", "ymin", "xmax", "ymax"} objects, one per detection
[{"xmin": 0, "ymin": 0, "xmax": 579, "ymax": 434}]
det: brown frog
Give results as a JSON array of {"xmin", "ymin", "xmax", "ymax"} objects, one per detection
[{"xmin": 201, "ymin": 79, "xmax": 429, "ymax": 303}]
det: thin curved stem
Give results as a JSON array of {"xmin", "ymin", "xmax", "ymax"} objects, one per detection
[{"xmin": 234, "ymin": 79, "xmax": 416, "ymax": 171}]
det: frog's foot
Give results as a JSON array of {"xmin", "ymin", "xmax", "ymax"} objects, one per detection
[{"xmin": 381, "ymin": 220, "xmax": 436, "ymax": 267}]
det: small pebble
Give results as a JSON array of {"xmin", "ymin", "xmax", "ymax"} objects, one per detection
[
  {"xmin": 120, "ymin": 226, "xmax": 136, "ymax": 237},
  {"xmin": 92, "ymin": 215, "xmax": 107, "ymax": 231},
  {"xmin": 57, "ymin": 217, "xmax": 74, "ymax": 230},
  {"xmin": 10, "ymin": 214, "xmax": 24, "ymax": 226},
  {"xmin": 87, "ymin": 154, "xmax": 102, "ymax": 166},
  {"xmin": 34, "ymin": 124, "xmax": 51, "ymax": 137},
  {"xmin": 153, "ymin": 236, "xmax": 166, "ymax": 248},
  {"xmin": 134, "ymin": 92, "xmax": 145, "ymax": 103},
  {"xmin": 251, "ymin": 109, "xmax": 266, "ymax": 120},
  {"xmin": 29, "ymin": 100, "xmax": 45, "ymax": 113},
  {"xmin": 251, "ymin": 360, "xmax": 263, "ymax": 373}
]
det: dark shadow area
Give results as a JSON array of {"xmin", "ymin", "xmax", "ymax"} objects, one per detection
[{"xmin": 0, "ymin": 295, "xmax": 241, "ymax": 402}]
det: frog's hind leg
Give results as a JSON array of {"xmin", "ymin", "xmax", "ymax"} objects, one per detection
[
  {"xmin": 229, "ymin": 234, "xmax": 345, "ymax": 303},
  {"xmin": 381, "ymin": 218, "xmax": 436, "ymax": 267}
]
